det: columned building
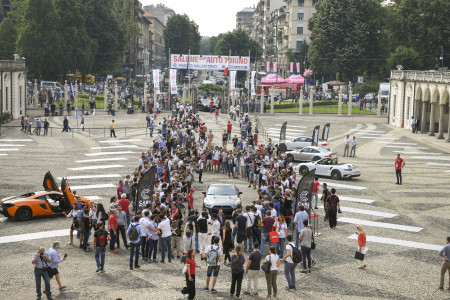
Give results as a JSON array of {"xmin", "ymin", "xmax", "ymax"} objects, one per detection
[
  {"xmin": 389, "ymin": 70, "xmax": 450, "ymax": 141},
  {"xmin": 0, "ymin": 60, "xmax": 27, "ymax": 119}
]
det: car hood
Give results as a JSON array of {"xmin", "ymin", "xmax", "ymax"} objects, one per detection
[{"xmin": 204, "ymin": 195, "xmax": 241, "ymax": 206}]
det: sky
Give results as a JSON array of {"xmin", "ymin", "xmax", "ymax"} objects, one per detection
[{"xmin": 141, "ymin": 0, "xmax": 258, "ymax": 37}]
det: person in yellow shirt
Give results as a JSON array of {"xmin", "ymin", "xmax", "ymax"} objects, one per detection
[{"xmin": 110, "ymin": 120, "xmax": 117, "ymax": 137}]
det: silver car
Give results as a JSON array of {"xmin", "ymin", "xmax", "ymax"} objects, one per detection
[
  {"xmin": 285, "ymin": 146, "xmax": 337, "ymax": 162},
  {"xmin": 202, "ymin": 184, "xmax": 242, "ymax": 218},
  {"xmin": 281, "ymin": 136, "xmax": 330, "ymax": 151}
]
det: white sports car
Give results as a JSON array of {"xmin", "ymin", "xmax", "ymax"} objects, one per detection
[
  {"xmin": 285, "ymin": 146, "xmax": 337, "ymax": 162},
  {"xmin": 280, "ymin": 136, "xmax": 330, "ymax": 151},
  {"xmin": 295, "ymin": 158, "xmax": 361, "ymax": 180}
]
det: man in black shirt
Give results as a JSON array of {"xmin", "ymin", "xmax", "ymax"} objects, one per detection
[
  {"xmin": 232, "ymin": 135, "xmax": 239, "ymax": 148},
  {"xmin": 244, "ymin": 242, "xmax": 262, "ymax": 295},
  {"xmin": 325, "ymin": 188, "xmax": 340, "ymax": 229},
  {"xmin": 321, "ymin": 183, "xmax": 330, "ymax": 221}
]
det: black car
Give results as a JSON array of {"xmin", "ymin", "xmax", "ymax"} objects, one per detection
[{"xmin": 196, "ymin": 99, "xmax": 215, "ymax": 112}]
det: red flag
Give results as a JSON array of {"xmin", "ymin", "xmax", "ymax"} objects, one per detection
[{"xmin": 223, "ymin": 55, "xmax": 230, "ymax": 76}]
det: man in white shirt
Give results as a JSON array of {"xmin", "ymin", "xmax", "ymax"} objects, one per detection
[
  {"xmin": 210, "ymin": 214, "xmax": 221, "ymax": 242},
  {"xmin": 343, "ymin": 135, "xmax": 350, "ymax": 157},
  {"xmin": 140, "ymin": 211, "xmax": 151, "ymax": 260},
  {"xmin": 293, "ymin": 205, "xmax": 309, "ymax": 248},
  {"xmin": 157, "ymin": 213, "xmax": 172, "ymax": 263},
  {"xmin": 204, "ymin": 236, "xmax": 223, "ymax": 293},
  {"xmin": 350, "ymin": 136, "xmax": 359, "ymax": 157},
  {"xmin": 243, "ymin": 207, "xmax": 255, "ymax": 252}
]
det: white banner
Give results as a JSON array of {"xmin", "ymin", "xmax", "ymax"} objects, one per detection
[
  {"xmin": 153, "ymin": 69, "xmax": 160, "ymax": 95},
  {"xmin": 171, "ymin": 54, "xmax": 250, "ymax": 71},
  {"xmin": 170, "ymin": 69, "xmax": 177, "ymax": 95},
  {"xmin": 230, "ymin": 71, "xmax": 236, "ymax": 91},
  {"xmin": 251, "ymin": 71, "xmax": 256, "ymax": 96}
]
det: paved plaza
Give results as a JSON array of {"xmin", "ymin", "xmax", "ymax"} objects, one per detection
[{"xmin": 0, "ymin": 108, "xmax": 449, "ymax": 300}]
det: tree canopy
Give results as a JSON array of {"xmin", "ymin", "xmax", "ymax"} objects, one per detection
[
  {"xmin": 213, "ymin": 30, "xmax": 261, "ymax": 63},
  {"xmin": 0, "ymin": 18, "xmax": 17, "ymax": 60},
  {"xmin": 164, "ymin": 14, "xmax": 201, "ymax": 58}
]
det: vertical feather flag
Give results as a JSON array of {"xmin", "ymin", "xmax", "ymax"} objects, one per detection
[{"xmin": 223, "ymin": 55, "xmax": 230, "ymax": 76}]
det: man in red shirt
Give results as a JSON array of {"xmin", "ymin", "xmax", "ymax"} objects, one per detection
[
  {"xmin": 117, "ymin": 180, "xmax": 124, "ymax": 200},
  {"xmin": 210, "ymin": 98, "xmax": 214, "ymax": 113},
  {"xmin": 108, "ymin": 209, "xmax": 118, "ymax": 253},
  {"xmin": 226, "ymin": 121, "xmax": 232, "ymax": 141},
  {"xmin": 395, "ymin": 154, "xmax": 405, "ymax": 185},
  {"xmin": 118, "ymin": 194, "xmax": 130, "ymax": 226},
  {"xmin": 187, "ymin": 188, "xmax": 194, "ymax": 211},
  {"xmin": 312, "ymin": 176, "xmax": 320, "ymax": 209},
  {"xmin": 214, "ymin": 108, "xmax": 219, "ymax": 123}
]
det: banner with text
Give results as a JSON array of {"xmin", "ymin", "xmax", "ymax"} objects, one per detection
[
  {"xmin": 273, "ymin": 62, "xmax": 278, "ymax": 73},
  {"xmin": 153, "ymin": 69, "xmax": 160, "ymax": 95},
  {"xmin": 170, "ymin": 55, "xmax": 250, "ymax": 71},
  {"xmin": 296, "ymin": 62, "xmax": 300, "ymax": 73},
  {"xmin": 230, "ymin": 71, "xmax": 236, "ymax": 91},
  {"xmin": 266, "ymin": 62, "xmax": 270, "ymax": 73},
  {"xmin": 251, "ymin": 71, "xmax": 256, "ymax": 96},
  {"xmin": 170, "ymin": 69, "xmax": 177, "ymax": 95}
]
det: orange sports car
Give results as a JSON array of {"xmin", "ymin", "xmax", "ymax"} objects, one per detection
[{"xmin": 0, "ymin": 171, "xmax": 90, "ymax": 221}]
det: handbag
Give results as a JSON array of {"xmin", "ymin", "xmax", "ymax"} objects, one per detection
[
  {"xmin": 261, "ymin": 255, "xmax": 272, "ymax": 273},
  {"xmin": 311, "ymin": 229, "xmax": 316, "ymax": 250},
  {"xmin": 182, "ymin": 264, "xmax": 188, "ymax": 274},
  {"xmin": 269, "ymin": 230, "xmax": 279, "ymax": 243},
  {"xmin": 355, "ymin": 251, "xmax": 364, "ymax": 261}
]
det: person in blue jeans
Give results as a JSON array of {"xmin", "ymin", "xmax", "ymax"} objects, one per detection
[
  {"xmin": 147, "ymin": 215, "xmax": 159, "ymax": 263},
  {"xmin": 158, "ymin": 213, "xmax": 172, "ymax": 263},
  {"xmin": 260, "ymin": 211, "xmax": 275, "ymax": 254},
  {"xmin": 299, "ymin": 219, "xmax": 312, "ymax": 274},
  {"xmin": 281, "ymin": 235, "xmax": 297, "ymax": 290},
  {"xmin": 93, "ymin": 222, "xmax": 110, "ymax": 273},
  {"xmin": 32, "ymin": 247, "xmax": 53, "ymax": 300},
  {"xmin": 127, "ymin": 216, "xmax": 142, "ymax": 270},
  {"xmin": 293, "ymin": 205, "xmax": 309, "ymax": 248}
]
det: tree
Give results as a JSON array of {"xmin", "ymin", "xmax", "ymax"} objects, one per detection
[
  {"xmin": 387, "ymin": 46, "xmax": 423, "ymax": 70},
  {"xmin": 164, "ymin": 14, "xmax": 201, "ymax": 58},
  {"xmin": 213, "ymin": 30, "xmax": 262, "ymax": 63},
  {"xmin": 201, "ymin": 38, "xmax": 210, "ymax": 55},
  {"xmin": 0, "ymin": 18, "xmax": 17, "ymax": 60},
  {"xmin": 308, "ymin": 0, "xmax": 385, "ymax": 81}
]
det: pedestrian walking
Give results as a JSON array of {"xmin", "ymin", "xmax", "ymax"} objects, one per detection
[
  {"xmin": 350, "ymin": 136, "xmax": 358, "ymax": 157},
  {"xmin": 343, "ymin": 135, "xmax": 350, "ymax": 157},
  {"xmin": 438, "ymin": 236, "xmax": 450, "ymax": 291},
  {"xmin": 356, "ymin": 225, "xmax": 367, "ymax": 269},
  {"xmin": 262, "ymin": 246, "xmax": 280, "ymax": 298},
  {"xmin": 299, "ymin": 219, "xmax": 313, "ymax": 274},
  {"xmin": 325, "ymin": 188, "xmax": 340, "ymax": 229},
  {"xmin": 395, "ymin": 154, "xmax": 405, "ymax": 185},
  {"xmin": 204, "ymin": 236, "xmax": 222, "ymax": 293},
  {"xmin": 32, "ymin": 247, "xmax": 53, "ymax": 300},
  {"xmin": 110, "ymin": 120, "xmax": 117, "ymax": 137},
  {"xmin": 230, "ymin": 246, "xmax": 245, "ymax": 298},
  {"xmin": 244, "ymin": 242, "xmax": 262, "ymax": 296},
  {"xmin": 281, "ymin": 235, "xmax": 297, "ymax": 290},
  {"xmin": 127, "ymin": 216, "xmax": 142, "ymax": 270},
  {"xmin": 184, "ymin": 249, "xmax": 196, "ymax": 300},
  {"xmin": 47, "ymin": 242, "xmax": 67, "ymax": 293},
  {"xmin": 93, "ymin": 222, "xmax": 110, "ymax": 273},
  {"xmin": 411, "ymin": 117, "xmax": 416, "ymax": 133},
  {"xmin": 312, "ymin": 176, "xmax": 320, "ymax": 209},
  {"xmin": 43, "ymin": 118, "xmax": 50, "ymax": 136}
]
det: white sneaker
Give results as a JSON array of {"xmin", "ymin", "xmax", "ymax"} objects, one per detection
[{"xmin": 67, "ymin": 241, "xmax": 73, "ymax": 245}]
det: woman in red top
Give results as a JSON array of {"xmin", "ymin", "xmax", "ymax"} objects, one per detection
[
  {"xmin": 185, "ymin": 249, "xmax": 196, "ymax": 300},
  {"xmin": 357, "ymin": 225, "xmax": 367, "ymax": 269}
]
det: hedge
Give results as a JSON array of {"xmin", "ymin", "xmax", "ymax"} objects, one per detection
[{"xmin": 265, "ymin": 100, "xmax": 338, "ymax": 109}]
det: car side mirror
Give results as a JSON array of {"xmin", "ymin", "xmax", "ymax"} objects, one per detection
[{"xmin": 202, "ymin": 191, "xmax": 206, "ymax": 195}]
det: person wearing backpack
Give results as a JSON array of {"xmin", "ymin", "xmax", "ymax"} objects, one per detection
[
  {"xmin": 127, "ymin": 216, "xmax": 142, "ymax": 270},
  {"xmin": 204, "ymin": 236, "xmax": 222, "ymax": 293},
  {"xmin": 281, "ymin": 235, "xmax": 299, "ymax": 291},
  {"xmin": 252, "ymin": 206, "xmax": 262, "ymax": 246},
  {"xmin": 325, "ymin": 188, "xmax": 340, "ymax": 229},
  {"xmin": 230, "ymin": 246, "xmax": 245, "ymax": 299},
  {"xmin": 299, "ymin": 219, "xmax": 313, "ymax": 274},
  {"xmin": 93, "ymin": 222, "xmax": 110, "ymax": 273}
]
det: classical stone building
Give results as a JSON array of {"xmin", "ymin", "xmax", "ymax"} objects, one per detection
[
  {"xmin": 0, "ymin": 60, "xmax": 27, "ymax": 119},
  {"xmin": 389, "ymin": 70, "xmax": 450, "ymax": 140}
]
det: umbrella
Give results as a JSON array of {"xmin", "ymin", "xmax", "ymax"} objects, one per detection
[
  {"xmin": 285, "ymin": 75, "xmax": 305, "ymax": 84},
  {"xmin": 261, "ymin": 74, "xmax": 286, "ymax": 84}
]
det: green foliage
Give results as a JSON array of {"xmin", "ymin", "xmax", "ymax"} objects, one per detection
[
  {"xmin": 0, "ymin": 18, "xmax": 17, "ymax": 60},
  {"xmin": 198, "ymin": 84, "xmax": 222, "ymax": 92},
  {"xmin": 387, "ymin": 46, "xmax": 423, "ymax": 70},
  {"xmin": 353, "ymin": 81, "xmax": 380, "ymax": 95},
  {"xmin": 308, "ymin": 0, "xmax": 385, "ymax": 81},
  {"xmin": 164, "ymin": 14, "xmax": 201, "ymax": 58},
  {"xmin": 214, "ymin": 30, "xmax": 262, "ymax": 64}
]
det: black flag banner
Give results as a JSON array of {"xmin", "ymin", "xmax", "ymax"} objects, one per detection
[
  {"xmin": 311, "ymin": 125, "xmax": 320, "ymax": 146},
  {"xmin": 295, "ymin": 168, "xmax": 316, "ymax": 218},
  {"xmin": 137, "ymin": 166, "xmax": 157, "ymax": 210},
  {"xmin": 322, "ymin": 123, "xmax": 330, "ymax": 141},
  {"xmin": 279, "ymin": 121, "xmax": 288, "ymax": 152}
]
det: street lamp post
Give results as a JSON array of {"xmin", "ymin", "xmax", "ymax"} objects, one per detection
[{"xmin": 348, "ymin": 82, "xmax": 353, "ymax": 116}]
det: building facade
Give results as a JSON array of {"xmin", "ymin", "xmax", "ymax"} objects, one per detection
[
  {"xmin": 0, "ymin": 60, "xmax": 27, "ymax": 119},
  {"xmin": 236, "ymin": 7, "xmax": 255, "ymax": 37},
  {"xmin": 285, "ymin": 0, "xmax": 317, "ymax": 51},
  {"xmin": 143, "ymin": 3, "xmax": 175, "ymax": 25},
  {"xmin": 0, "ymin": 0, "xmax": 11, "ymax": 22},
  {"xmin": 145, "ymin": 12, "xmax": 166, "ymax": 70},
  {"xmin": 389, "ymin": 70, "xmax": 450, "ymax": 141}
]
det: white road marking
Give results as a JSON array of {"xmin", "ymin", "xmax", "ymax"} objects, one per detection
[
  {"xmin": 57, "ymin": 174, "xmax": 122, "ymax": 180},
  {"xmin": 91, "ymin": 145, "xmax": 139, "ymax": 150},
  {"xmin": 268, "ymin": 134, "xmax": 297, "ymax": 138},
  {"xmin": 268, "ymin": 128, "xmax": 305, "ymax": 132},
  {"xmin": 70, "ymin": 184, "xmax": 116, "ymax": 190},
  {"xmin": 339, "ymin": 196, "xmax": 375, "ymax": 204},
  {"xmin": 324, "ymin": 182, "xmax": 367, "ymax": 190},
  {"xmin": 98, "ymin": 139, "xmax": 141, "ymax": 143},
  {"xmin": 338, "ymin": 217, "xmax": 423, "ymax": 232},
  {"xmin": 356, "ymin": 134, "xmax": 392, "ymax": 136},
  {"xmin": 0, "ymin": 217, "xmax": 7, "ymax": 222},
  {"xmin": 411, "ymin": 156, "xmax": 450, "ymax": 161},
  {"xmin": 0, "ymin": 144, "xmax": 25, "ymax": 147},
  {"xmin": 0, "ymin": 139, "xmax": 33, "ymax": 142},
  {"xmin": 393, "ymin": 151, "xmax": 442, "ymax": 155},
  {"xmin": 383, "ymin": 145, "xmax": 428, "ymax": 149},
  {"xmin": 426, "ymin": 162, "xmax": 450, "ymax": 167},
  {"xmin": 0, "ymin": 229, "xmax": 70, "ymax": 244},
  {"xmin": 67, "ymin": 165, "xmax": 124, "ymax": 171},
  {"xmin": 359, "ymin": 137, "xmax": 398, "ymax": 139},
  {"xmin": 84, "ymin": 196, "xmax": 102, "ymax": 200},
  {"xmin": 320, "ymin": 206, "xmax": 396, "ymax": 218},
  {"xmin": 0, "ymin": 148, "xmax": 19, "ymax": 151},
  {"xmin": 0, "ymin": 154, "xmax": 7, "ymax": 156},
  {"xmin": 275, "ymin": 124, "xmax": 307, "ymax": 128},
  {"xmin": 347, "ymin": 234, "xmax": 441, "ymax": 251},
  {"xmin": 76, "ymin": 158, "xmax": 128, "ymax": 163},
  {"xmin": 350, "ymin": 130, "xmax": 387, "ymax": 133},
  {"xmin": 444, "ymin": 170, "xmax": 450, "ymax": 173},
  {"xmin": 376, "ymin": 141, "xmax": 417, "ymax": 146},
  {"xmin": 85, "ymin": 151, "xmax": 137, "ymax": 156}
]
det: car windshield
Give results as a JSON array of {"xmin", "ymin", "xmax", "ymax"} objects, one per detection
[{"xmin": 207, "ymin": 185, "xmax": 237, "ymax": 195}]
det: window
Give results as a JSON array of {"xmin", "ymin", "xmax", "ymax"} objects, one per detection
[
  {"xmin": 298, "ymin": 0, "xmax": 304, "ymax": 6},
  {"xmin": 297, "ymin": 13, "xmax": 304, "ymax": 20},
  {"xmin": 296, "ymin": 25, "xmax": 304, "ymax": 35},
  {"xmin": 296, "ymin": 40, "xmax": 304, "ymax": 49}
]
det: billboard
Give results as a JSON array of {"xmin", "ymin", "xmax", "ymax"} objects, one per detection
[{"xmin": 170, "ymin": 54, "xmax": 250, "ymax": 71}]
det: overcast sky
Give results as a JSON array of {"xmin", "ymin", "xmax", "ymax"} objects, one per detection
[{"xmin": 142, "ymin": 0, "xmax": 258, "ymax": 37}]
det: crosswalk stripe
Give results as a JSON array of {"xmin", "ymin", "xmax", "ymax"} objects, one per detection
[
  {"xmin": 98, "ymin": 139, "xmax": 142, "ymax": 143},
  {"xmin": 91, "ymin": 145, "xmax": 138, "ymax": 149},
  {"xmin": 411, "ymin": 156, "xmax": 450, "ymax": 161},
  {"xmin": 359, "ymin": 137, "xmax": 397, "ymax": 139},
  {"xmin": 0, "ymin": 144, "xmax": 25, "ymax": 147},
  {"xmin": 324, "ymin": 182, "xmax": 367, "ymax": 190},
  {"xmin": 76, "ymin": 158, "xmax": 128, "ymax": 163},
  {"xmin": 338, "ymin": 217, "xmax": 423, "ymax": 232},
  {"xmin": 57, "ymin": 174, "xmax": 122, "ymax": 180},
  {"xmin": 84, "ymin": 196, "xmax": 102, "ymax": 200},
  {"xmin": 383, "ymin": 146, "xmax": 428, "ymax": 149},
  {"xmin": 393, "ymin": 151, "xmax": 442, "ymax": 155},
  {"xmin": 70, "ymin": 184, "xmax": 116, "ymax": 190},
  {"xmin": 320, "ymin": 206, "xmax": 396, "ymax": 218},
  {"xmin": 0, "ymin": 154, "xmax": 7, "ymax": 156},
  {"xmin": 68, "ymin": 165, "xmax": 124, "ymax": 171},
  {"xmin": 0, "ymin": 229, "xmax": 70, "ymax": 244},
  {"xmin": 85, "ymin": 151, "xmax": 137, "ymax": 156},
  {"xmin": 0, "ymin": 139, "xmax": 33, "ymax": 142},
  {"xmin": 426, "ymin": 162, "xmax": 450, "ymax": 167},
  {"xmin": 275, "ymin": 124, "xmax": 307, "ymax": 128},
  {"xmin": 0, "ymin": 148, "xmax": 19, "ymax": 151},
  {"xmin": 347, "ymin": 234, "xmax": 441, "ymax": 251},
  {"xmin": 376, "ymin": 141, "xmax": 417, "ymax": 145},
  {"xmin": 350, "ymin": 130, "xmax": 387, "ymax": 133},
  {"xmin": 268, "ymin": 128, "xmax": 305, "ymax": 132},
  {"xmin": 339, "ymin": 196, "xmax": 375, "ymax": 204}
]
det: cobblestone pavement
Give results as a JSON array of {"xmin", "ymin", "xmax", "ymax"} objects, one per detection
[{"xmin": 0, "ymin": 108, "xmax": 449, "ymax": 300}]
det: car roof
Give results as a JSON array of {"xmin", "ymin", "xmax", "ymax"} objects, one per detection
[
  {"xmin": 208, "ymin": 184, "xmax": 236, "ymax": 188},
  {"xmin": 303, "ymin": 146, "xmax": 329, "ymax": 151}
]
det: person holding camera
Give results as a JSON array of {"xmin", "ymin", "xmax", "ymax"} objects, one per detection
[{"xmin": 32, "ymin": 247, "xmax": 53, "ymax": 300}]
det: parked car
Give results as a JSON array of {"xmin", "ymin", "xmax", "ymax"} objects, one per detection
[
  {"xmin": 364, "ymin": 93, "xmax": 376, "ymax": 101},
  {"xmin": 0, "ymin": 172, "xmax": 89, "ymax": 221},
  {"xmin": 280, "ymin": 136, "xmax": 330, "ymax": 151},
  {"xmin": 285, "ymin": 146, "xmax": 337, "ymax": 162},
  {"xmin": 40, "ymin": 81, "xmax": 63, "ymax": 90},
  {"xmin": 202, "ymin": 184, "xmax": 242, "ymax": 218},
  {"xmin": 295, "ymin": 158, "xmax": 361, "ymax": 180},
  {"xmin": 196, "ymin": 99, "xmax": 216, "ymax": 112}
]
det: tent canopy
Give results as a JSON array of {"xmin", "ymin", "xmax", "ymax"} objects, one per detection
[
  {"xmin": 261, "ymin": 73, "xmax": 286, "ymax": 84},
  {"xmin": 285, "ymin": 74, "xmax": 305, "ymax": 84}
]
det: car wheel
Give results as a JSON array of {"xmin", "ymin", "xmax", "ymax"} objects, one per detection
[
  {"xmin": 313, "ymin": 156, "xmax": 321, "ymax": 162},
  {"xmin": 300, "ymin": 166, "xmax": 309, "ymax": 175},
  {"xmin": 331, "ymin": 170, "xmax": 342, "ymax": 180},
  {"xmin": 287, "ymin": 154, "xmax": 294, "ymax": 162},
  {"xmin": 16, "ymin": 206, "xmax": 32, "ymax": 221}
]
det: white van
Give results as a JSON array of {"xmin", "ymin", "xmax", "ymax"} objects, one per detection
[
  {"xmin": 41, "ymin": 81, "xmax": 64, "ymax": 90},
  {"xmin": 379, "ymin": 83, "xmax": 390, "ymax": 102}
]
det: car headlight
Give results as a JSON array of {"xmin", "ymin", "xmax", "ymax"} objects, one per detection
[{"xmin": 203, "ymin": 200, "xmax": 213, "ymax": 208}]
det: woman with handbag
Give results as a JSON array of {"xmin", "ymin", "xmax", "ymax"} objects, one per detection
[
  {"xmin": 299, "ymin": 219, "xmax": 312, "ymax": 274},
  {"xmin": 184, "ymin": 249, "xmax": 196, "ymax": 300},
  {"xmin": 356, "ymin": 225, "xmax": 367, "ymax": 269},
  {"xmin": 274, "ymin": 216, "xmax": 287, "ymax": 257},
  {"xmin": 262, "ymin": 246, "xmax": 281, "ymax": 298},
  {"xmin": 230, "ymin": 246, "xmax": 245, "ymax": 298}
]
